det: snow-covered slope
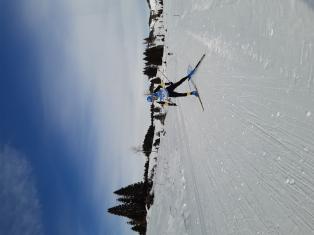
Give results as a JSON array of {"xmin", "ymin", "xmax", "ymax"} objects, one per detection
[{"xmin": 147, "ymin": 1, "xmax": 314, "ymax": 234}]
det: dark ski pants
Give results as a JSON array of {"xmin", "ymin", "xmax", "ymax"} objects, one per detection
[{"xmin": 166, "ymin": 75, "xmax": 190, "ymax": 97}]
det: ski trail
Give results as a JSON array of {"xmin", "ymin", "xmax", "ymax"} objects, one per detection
[
  {"xmin": 192, "ymin": 107, "xmax": 314, "ymax": 233},
  {"xmin": 176, "ymin": 106, "xmax": 208, "ymax": 235},
  {"xmin": 148, "ymin": 0, "xmax": 314, "ymax": 234},
  {"xmin": 194, "ymin": 84, "xmax": 314, "ymax": 233}
]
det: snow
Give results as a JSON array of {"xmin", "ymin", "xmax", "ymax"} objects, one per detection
[
  {"xmin": 147, "ymin": 0, "xmax": 314, "ymax": 234},
  {"xmin": 149, "ymin": 0, "xmax": 157, "ymax": 12}
]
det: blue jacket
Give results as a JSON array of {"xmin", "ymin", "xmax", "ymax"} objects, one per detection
[{"xmin": 154, "ymin": 88, "xmax": 169, "ymax": 102}]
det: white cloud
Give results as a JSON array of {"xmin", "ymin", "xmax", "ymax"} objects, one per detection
[
  {"xmin": 0, "ymin": 146, "xmax": 43, "ymax": 235},
  {"xmin": 20, "ymin": 0, "xmax": 150, "ymax": 233},
  {"xmin": 20, "ymin": 0, "xmax": 149, "ymax": 175}
]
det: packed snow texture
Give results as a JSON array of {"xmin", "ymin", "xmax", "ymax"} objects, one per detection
[{"xmin": 147, "ymin": 1, "xmax": 314, "ymax": 234}]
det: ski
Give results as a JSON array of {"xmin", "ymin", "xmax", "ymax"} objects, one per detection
[
  {"xmin": 191, "ymin": 79, "xmax": 204, "ymax": 111},
  {"xmin": 193, "ymin": 53, "xmax": 206, "ymax": 73},
  {"xmin": 188, "ymin": 54, "xmax": 206, "ymax": 111},
  {"xmin": 187, "ymin": 53, "xmax": 206, "ymax": 78}
]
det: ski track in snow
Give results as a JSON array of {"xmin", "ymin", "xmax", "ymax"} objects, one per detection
[{"xmin": 147, "ymin": 0, "xmax": 314, "ymax": 234}]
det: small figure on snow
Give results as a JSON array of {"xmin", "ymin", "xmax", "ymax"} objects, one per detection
[{"xmin": 146, "ymin": 70, "xmax": 199, "ymax": 106}]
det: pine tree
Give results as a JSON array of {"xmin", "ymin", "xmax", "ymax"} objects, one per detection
[
  {"xmin": 132, "ymin": 224, "xmax": 146, "ymax": 235},
  {"xmin": 117, "ymin": 196, "xmax": 143, "ymax": 205},
  {"xmin": 108, "ymin": 203, "xmax": 146, "ymax": 220},
  {"xmin": 142, "ymin": 124, "xmax": 155, "ymax": 157},
  {"xmin": 150, "ymin": 77, "xmax": 162, "ymax": 85},
  {"xmin": 143, "ymin": 66, "xmax": 157, "ymax": 78},
  {"xmin": 114, "ymin": 182, "xmax": 145, "ymax": 197}
]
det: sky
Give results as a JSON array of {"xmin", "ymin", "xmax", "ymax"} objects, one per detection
[{"xmin": 0, "ymin": 0, "xmax": 150, "ymax": 234}]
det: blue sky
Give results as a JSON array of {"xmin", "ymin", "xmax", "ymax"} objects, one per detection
[{"xmin": 0, "ymin": 0, "xmax": 149, "ymax": 234}]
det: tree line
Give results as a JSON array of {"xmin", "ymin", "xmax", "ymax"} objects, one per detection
[
  {"xmin": 108, "ymin": 181, "xmax": 153, "ymax": 234},
  {"xmin": 108, "ymin": 0, "xmax": 166, "ymax": 234}
]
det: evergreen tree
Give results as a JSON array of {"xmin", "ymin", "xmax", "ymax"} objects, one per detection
[
  {"xmin": 108, "ymin": 203, "xmax": 146, "ymax": 220},
  {"xmin": 143, "ymin": 159, "xmax": 150, "ymax": 182},
  {"xmin": 114, "ymin": 181, "xmax": 145, "ymax": 197},
  {"xmin": 143, "ymin": 66, "xmax": 157, "ymax": 78},
  {"xmin": 150, "ymin": 77, "xmax": 162, "ymax": 85},
  {"xmin": 132, "ymin": 224, "xmax": 146, "ymax": 235},
  {"xmin": 142, "ymin": 124, "xmax": 155, "ymax": 157},
  {"xmin": 127, "ymin": 220, "xmax": 137, "ymax": 226}
]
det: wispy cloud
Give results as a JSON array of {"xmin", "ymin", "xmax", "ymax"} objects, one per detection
[
  {"xmin": 22, "ymin": 0, "xmax": 148, "ymax": 174},
  {"xmin": 18, "ymin": 0, "xmax": 149, "ymax": 233},
  {"xmin": 0, "ymin": 146, "xmax": 43, "ymax": 235}
]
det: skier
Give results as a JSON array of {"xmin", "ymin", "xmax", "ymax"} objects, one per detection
[{"xmin": 146, "ymin": 71, "xmax": 199, "ymax": 104}]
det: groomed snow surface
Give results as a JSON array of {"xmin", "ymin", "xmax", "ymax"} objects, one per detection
[{"xmin": 147, "ymin": 1, "xmax": 314, "ymax": 235}]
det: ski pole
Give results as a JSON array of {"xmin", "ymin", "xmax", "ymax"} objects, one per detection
[{"xmin": 157, "ymin": 67, "xmax": 172, "ymax": 83}]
